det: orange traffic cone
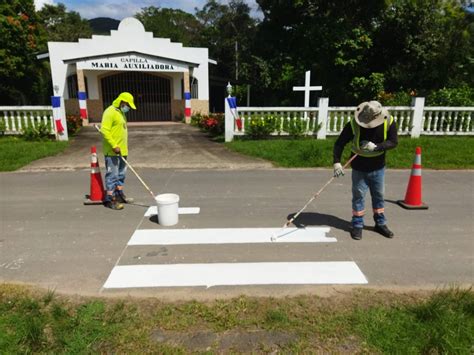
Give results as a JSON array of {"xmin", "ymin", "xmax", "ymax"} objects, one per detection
[
  {"xmin": 397, "ymin": 147, "xmax": 428, "ymax": 209},
  {"xmin": 84, "ymin": 146, "xmax": 105, "ymax": 205}
]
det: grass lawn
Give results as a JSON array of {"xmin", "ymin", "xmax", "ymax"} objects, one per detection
[
  {"xmin": 1, "ymin": 285, "xmax": 472, "ymax": 353},
  {"xmin": 226, "ymin": 136, "xmax": 474, "ymax": 169},
  {"xmin": 0, "ymin": 136, "xmax": 68, "ymax": 171}
]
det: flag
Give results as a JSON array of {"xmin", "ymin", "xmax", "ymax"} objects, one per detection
[
  {"xmin": 51, "ymin": 96, "xmax": 64, "ymax": 134},
  {"xmin": 226, "ymin": 97, "xmax": 242, "ymax": 130},
  {"xmin": 78, "ymin": 91, "xmax": 88, "ymax": 120}
]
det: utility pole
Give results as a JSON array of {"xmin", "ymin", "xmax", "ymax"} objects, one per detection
[{"xmin": 235, "ymin": 40, "xmax": 238, "ymax": 81}]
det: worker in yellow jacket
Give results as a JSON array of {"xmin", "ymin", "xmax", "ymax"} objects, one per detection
[{"xmin": 101, "ymin": 92, "xmax": 136, "ymax": 210}]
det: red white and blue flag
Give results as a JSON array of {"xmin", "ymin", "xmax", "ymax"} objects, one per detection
[
  {"xmin": 51, "ymin": 96, "xmax": 64, "ymax": 134},
  {"xmin": 226, "ymin": 97, "xmax": 242, "ymax": 130},
  {"xmin": 184, "ymin": 92, "xmax": 191, "ymax": 118},
  {"xmin": 78, "ymin": 91, "xmax": 88, "ymax": 120}
]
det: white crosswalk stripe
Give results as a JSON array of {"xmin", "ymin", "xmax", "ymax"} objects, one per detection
[
  {"xmin": 102, "ymin": 209, "xmax": 368, "ymax": 289},
  {"xmin": 128, "ymin": 227, "xmax": 335, "ymax": 245},
  {"xmin": 103, "ymin": 262, "xmax": 367, "ymax": 289}
]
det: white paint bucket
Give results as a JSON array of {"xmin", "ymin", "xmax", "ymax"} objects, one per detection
[{"xmin": 155, "ymin": 193, "xmax": 180, "ymax": 226}]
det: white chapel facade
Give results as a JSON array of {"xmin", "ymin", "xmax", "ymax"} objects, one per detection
[{"xmin": 47, "ymin": 17, "xmax": 210, "ymax": 122}]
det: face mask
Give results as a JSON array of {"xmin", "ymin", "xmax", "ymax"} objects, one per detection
[{"xmin": 121, "ymin": 105, "xmax": 130, "ymax": 113}]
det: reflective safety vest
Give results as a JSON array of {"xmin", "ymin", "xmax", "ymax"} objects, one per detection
[{"xmin": 350, "ymin": 116, "xmax": 394, "ymax": 157}]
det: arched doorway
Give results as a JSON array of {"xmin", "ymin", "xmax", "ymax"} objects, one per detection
[{"xmin": 101, "ymin": 72, "xmax": 172, "ymax": 121}]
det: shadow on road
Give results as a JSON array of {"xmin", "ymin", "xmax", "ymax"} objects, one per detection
[{"xmin": 287, "ymin": 212, "xmax": 352, "ymax": 232}]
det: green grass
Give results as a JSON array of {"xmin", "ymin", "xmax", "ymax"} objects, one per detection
[
  {"xmin": 226, "ymin": 136, "xmax": 474, "ymax": 169},
  {"xmin": 0, "ymin": 136, "xmax": 68, "ymax": 171},
  {"xmin": 1, "ymin": 285, "xmax": 472, "ymax": 353}
]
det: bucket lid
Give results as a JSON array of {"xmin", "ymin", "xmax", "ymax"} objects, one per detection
[{"xmin": 155, "ymin": 193, "xmax": 180, "ymax": 204}]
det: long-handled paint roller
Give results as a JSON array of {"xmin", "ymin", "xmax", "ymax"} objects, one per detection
[
  {"xmin": 93, "ymin": 124, "xmax": 156, "ymax": 201},
  {"xmin": 270, "ymin": 154, "xmax": 359, "ymax": 242}
]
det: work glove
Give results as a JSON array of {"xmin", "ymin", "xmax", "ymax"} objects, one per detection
[
  {"xmin": 360, "ymin": 141, "xmax": 377, "ymax": 152},
  {"xmin": 333, "ymin": 163, "xmax": 344, "ymax": 177}
]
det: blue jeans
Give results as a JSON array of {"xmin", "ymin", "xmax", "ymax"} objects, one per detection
[
  {"xmin": 104, "ymin": 156, "xmax": 127, "ymax": 201},
  {"xmin": 351, "ymin": 167, "xmax": 386, "ymax": 228}
]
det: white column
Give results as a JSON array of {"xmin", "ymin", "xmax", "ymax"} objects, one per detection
[
  {"xmin": 224, "ymin": 97, "xmax": 234, "ymax": 142},
  {"xmin": 317, "ymin": 97, "xmax": 329, "ymax": 139},
  {"xmin": 77, "ymin": 69, "xmax": 89, "ymax": 125},
  {"xmin": 183, "ymin": 71, "xmax": 191, "ymax": 124},
  {"xmin": 411, "ymin": 97, "xmax": 425, "ymax": 138}
]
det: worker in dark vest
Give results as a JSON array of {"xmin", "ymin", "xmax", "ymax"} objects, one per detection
[{"xmin": 333, "ymin": 101, "xmax": 398, "ymax": 240}]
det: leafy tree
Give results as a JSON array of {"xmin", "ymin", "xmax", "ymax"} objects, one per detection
[
  {"xmin": 0, "ymin": 0, "xmax": 46, "ymax": 104},
  {"xmin": 253, "ymin": 0, "xmax": 473, "ymax": 105},
  {"xmin": 136, "ymin": 6, "xmax": 203, "ymax": 47},
  {"xmin": 371, "ymin": 0, "xmax": 473, "ymax": 93},
  {"xmin": 196, "ymin": 0, "xmax": 258, "ymax": 85},
  {"xmin": 37, "ymin": 3, "xmax": 92, "ymax": 42},
  {"xmin": 88, "ymin": 17, "xmax": 120, "ymax": 35}
]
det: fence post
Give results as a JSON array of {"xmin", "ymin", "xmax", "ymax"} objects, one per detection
[
  {"xmin": 317, "ymin": 97, "xmax": 329, "ymax": 139},
  {"xmin": 224, "ymin": 97, "xmax": 234, "ymax": 142},
  {"xmin": 411, "ymin": 97, "xmax": 425, "ymax": 138}
]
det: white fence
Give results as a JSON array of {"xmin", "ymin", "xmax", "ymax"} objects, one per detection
[
  {"xmin": 0, "ymin": 106, "xmax": 56, "ymax": 136},
  {"xmin": 225, "ymin": 97, "xmax": 474, "ymax": 141}
]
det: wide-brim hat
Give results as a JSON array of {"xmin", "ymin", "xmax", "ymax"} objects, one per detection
[
  {"xmin": 354, "ymin": 100, "xmax": 389, "ymax": 128},
  {"xmin": 113, "ymin": 92, "xmax": 136, "ymax": 109}
]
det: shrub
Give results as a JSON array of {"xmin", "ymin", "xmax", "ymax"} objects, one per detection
[
  {"xmin": 0, "ymin": 119, "xmax": 6, "ymax": 136},
  {"xmin": 66, "ymin": 115, "xmax": 82, "ymax": 135},
  {"xmin": 245, "ymin": 114, "xmax": 276, "ymax": 139},
  {"xmin": 285, "ymin": 116, "xmax": 307, "ymax": 138},
  {"xmin": 22, "ymin": 123, "xmax": 52, "ymax": 141},
  {"xmin": 351, "ymin": 72, "xmax": 386, "ymax": 101},
  {"xmin": 378, "ymin": 90, "xmax": 415, "ymax": 106},
  {"xmin": 427, "ymin": 86, "xmax": 474, "ymax": 106},
  {"xmin": 193, "ymin": 113, "xmax": 225, "ymax": 136},
  {"xmin": 190, "ymin": 113, "xmax": 204, "ymax": 127}
]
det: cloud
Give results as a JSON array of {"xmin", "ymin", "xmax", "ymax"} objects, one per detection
[
  {"xmin": 34, "ymin": 0, "xmax": 55, "ymax": 10},
  {"xmin": 45, "ymin": 0, "xmax": 262, "ymax": 20}
]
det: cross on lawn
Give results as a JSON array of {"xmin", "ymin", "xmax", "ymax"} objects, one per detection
[{"xmin": 293, "ymin": 70, "xmax": 322, "ymax": 117}]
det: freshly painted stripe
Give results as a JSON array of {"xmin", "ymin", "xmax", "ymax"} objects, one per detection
[
  {"xmin": 103, "ymin": 261, "xmax": 367, "ymax": 288},
  {"xmin": 128, "ymin": 227, "xmax": 335, "ymax": 245},
  {"xmin": 78, "ymin": 91, "xmax": 87, "ymax": 100},
  {"xmin": 185, "ymin": 107, "xmax": 191, "ymax": 116},
  {"xmin": 184, "ymin": 92, "xmax": 191, "ymax": 100},
  {"xmin": 145, "ymin": 206, "xmax": 200, "ymax": 217},
  {"xmin": 80, "ymin": 108, "xmax": 88, "ymax": 118},
  {"xmin": 79, "ymin": 100, "xmax": 87, "ymax": 109}
]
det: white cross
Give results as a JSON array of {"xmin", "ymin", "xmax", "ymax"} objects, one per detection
[{"xmin": 293, "ymin": 70, "xmax": 322, "ymax": 109}]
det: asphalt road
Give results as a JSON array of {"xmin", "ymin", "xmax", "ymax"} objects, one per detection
[{"xmin": 1, "ymin": 167, "xmax": 473, "ymax": 299}]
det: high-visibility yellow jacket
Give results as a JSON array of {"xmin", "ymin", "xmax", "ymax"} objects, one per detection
[{"xmin": 101, "ymin": 105, "xmax": 128, "ymax": 156}]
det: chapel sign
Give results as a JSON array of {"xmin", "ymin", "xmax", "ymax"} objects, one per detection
[{"xmin": 76, "ymin": 54, "xmax": 188, "ymax": 72}]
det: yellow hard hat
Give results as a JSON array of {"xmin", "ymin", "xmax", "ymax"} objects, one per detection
[{"xmin": 113, "ymin": 92, "xmax": 136, "ymax": 109}]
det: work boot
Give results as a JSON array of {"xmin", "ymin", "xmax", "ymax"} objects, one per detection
[
  {"xmin": 375, "ymin": 224, "xmax": 394, "ymax": 238},
  {"xmin": 350, "ymin": 227, "xmax": 363, "ymax": 240},
  {"xmin": 115, "ymin": 190, "xmax": 134, "ymax": 204},
  {"xmin": 104, "ymin": 197, "xmax": 124, "ymax": 210}
]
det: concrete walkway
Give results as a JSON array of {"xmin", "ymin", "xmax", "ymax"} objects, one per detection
[{"xmin": 21, "ymin": 123, "xmax": 272, "ymax": 171}]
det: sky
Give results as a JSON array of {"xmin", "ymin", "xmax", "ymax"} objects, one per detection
[{"xmin": 33, "ymin": 0, "xmax": 262, "ymax": 20}]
